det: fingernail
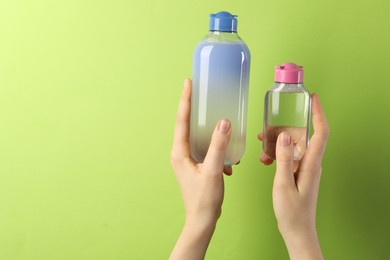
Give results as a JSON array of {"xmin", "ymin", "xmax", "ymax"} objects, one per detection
[
  {"xmin": 280, "ymin": 132, "xmax": 291, "ymax": 146},
  {"xmin": 218, "ymin": 119, "xmax": 230, "ymax": 133}
]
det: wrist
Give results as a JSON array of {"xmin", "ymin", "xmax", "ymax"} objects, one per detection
[
  {"xmin": 281, "ymin": 229, "xmax": 324, "ymax": 260},
  {"xmin": 184, "ymin": 211, "xmax": 218, "ymax": 236},
  {"xmin": 169, "ymin": 214, "xmax": 217, "ymax": 260},
  {"xmin": 185, "ymin": 206, "xmax": 221, "ymax": 229}
]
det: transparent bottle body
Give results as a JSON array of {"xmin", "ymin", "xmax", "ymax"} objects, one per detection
[
  {"xmin": 263, "ymin": 83, "xmax": 311, "ymax": 160},
  {"xmin": 190, "ymin": 32, "xmax": 251, "ymax": 165}
]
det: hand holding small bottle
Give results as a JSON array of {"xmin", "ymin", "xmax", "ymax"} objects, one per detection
[{"xmin": 258, "ymin": 93, "xmax": 329, "ymax": 260}]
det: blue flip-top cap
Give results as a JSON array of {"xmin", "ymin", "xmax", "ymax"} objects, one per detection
[{"xmin": 209, "ymin": 11, "xmax": 238, "ymax": 32}]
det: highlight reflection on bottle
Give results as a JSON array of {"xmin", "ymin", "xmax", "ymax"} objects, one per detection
[{"xmin": 190, "ymin": 11, "xmax": 250, "ymax": 165}]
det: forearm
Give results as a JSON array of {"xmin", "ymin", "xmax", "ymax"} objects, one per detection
[
  {"xmin": 282, "ymin": 230, "xmax": 324, "ymax": 260},
  {"xmin": 169, "ymin": 218, "xmax": 217, "ymax": 260}
]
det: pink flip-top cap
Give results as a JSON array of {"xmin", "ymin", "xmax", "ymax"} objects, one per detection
[{"xmin": 275, "ymin": 62, "xmax": 304, "ymax": 83}]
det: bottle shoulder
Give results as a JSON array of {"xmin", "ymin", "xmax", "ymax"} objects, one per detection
[{"xmin": 194, "ymin": 32, "xmax": 250, "ymax": 57}]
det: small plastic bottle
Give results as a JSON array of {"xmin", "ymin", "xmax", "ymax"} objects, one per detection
[
  {"xmin": 190, "ymin": 11, "xmax": 251, "ymax": 165},
  {"xmin": 263, "ymin": 63, "xmax": 311, "ymax": 160}
]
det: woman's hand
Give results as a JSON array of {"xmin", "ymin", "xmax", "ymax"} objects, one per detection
[
  {"xmin": 258, "ymin": 93, "xmax": 329, "ymax": 260},
  {"xmin": 169, "ymin": 79, "xmax": 233, "ymax": 260}
]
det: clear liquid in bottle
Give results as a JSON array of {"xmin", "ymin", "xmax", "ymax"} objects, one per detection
[
  {"xmin": 190, "ymin": 11, "xmax": 251, "ymax": 165},
  {"xmin": 263, "ymin": 63, "xmax": 311, "ymax": 161}
]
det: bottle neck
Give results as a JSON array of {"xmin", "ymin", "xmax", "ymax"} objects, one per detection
[
  {"xmin": 272, "ymin": 82, "xmax": 306, "ymax": 92},
  {"xmin": 209, "ymin": 30, "xmax": 237, "ymax": 34},
  {"xmin": 205, "ymin": 31, "xmax": 241, "ymax": 42},
  {"xmin": 275, "ymin": 82, "xmax": 303, "ymax": 85}
]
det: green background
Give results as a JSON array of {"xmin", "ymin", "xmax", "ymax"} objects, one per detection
[{"xmin": 1, "ymin": 0, "xmax": 389, "ymax": 259}]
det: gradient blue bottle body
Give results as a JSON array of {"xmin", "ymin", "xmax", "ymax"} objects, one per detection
[{"xmin": 190, "ymin": 12, "xmax": 250, "ymax": 165}]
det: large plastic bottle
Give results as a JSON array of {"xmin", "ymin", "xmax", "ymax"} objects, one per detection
[
  {"xmin": 190, "ymin": 11, "xmax": 251, "ymax": 165},
  {"xmin": 263, "ymin": 63, "xmax": 311, "ymax": 160}
]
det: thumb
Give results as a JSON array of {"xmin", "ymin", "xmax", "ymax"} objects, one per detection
[
  {"xmin": 203, "ymin": 119, "xmax": 232, "ymax": 174},
  {"xmin": 274, "ymin": 132, "xmax": 296, "ymax": 189}
]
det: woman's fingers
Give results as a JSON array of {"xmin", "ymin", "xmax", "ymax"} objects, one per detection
[
  {"xmin": 274, "ymin": 133, "xmax": 296, "ymax": 190},
  {"xmin": 203, "ymin": 119, "xmax": 232, "ymax": 175},
  {"xmin": 171, "ymin": 79, "xmax": 192, "ymax": 165},
  {"xmin": 298, "ymin": 93, "xmax": 329, "ymax": 190}
]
